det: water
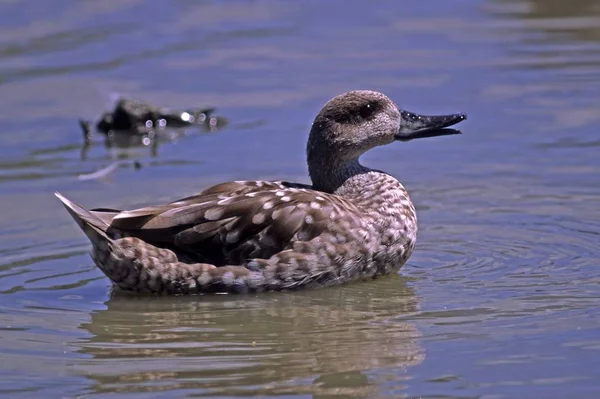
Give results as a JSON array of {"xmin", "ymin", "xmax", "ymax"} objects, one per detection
[{"xmin": 1, "ymin": 0, "xmax": 599, "ymax": 397}]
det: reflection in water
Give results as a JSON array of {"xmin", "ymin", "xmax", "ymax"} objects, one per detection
[
  {"xmin": 504, "ymin": 0, "xmax": 600, "ymax": 21},
  {"xmin": 493, "ymin": 0, "xmax": 600, "ymax": 43},
  {"xmin": 483, "ymin": 0, "xmax": 600, "ymax": 132},
  {"xmin": 488, "ymin": 0, "xmax": 600, "ymax": 80},
  {"xmin": 79, "ymin": 123, "xmax": 221, "ymax": 161},
  {"xmin": 75, "ymin": 276, "xmax": 423, "ymax": 397}
]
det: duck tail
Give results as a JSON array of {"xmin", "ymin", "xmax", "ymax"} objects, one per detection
[{"xmin": 54, "ymin": 192, "xmax": 112, "ymax": 246}]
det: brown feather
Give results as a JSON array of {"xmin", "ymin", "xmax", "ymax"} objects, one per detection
[{"xmin": 101, "ymin": 181, "xmax": 341, "ymax": 266}]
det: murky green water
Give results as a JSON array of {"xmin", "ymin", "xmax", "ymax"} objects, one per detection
[{"xmin": 1, "ymin": 0, "xmax": 599, "ymax": 397}]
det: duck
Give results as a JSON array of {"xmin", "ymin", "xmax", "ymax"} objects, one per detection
[
  {"xmin": 56, "ymin": 90, "xmax": 466, "ymax": 295},
  {"xmin": 94, "ymin": 98, "xmax": 220, "ymax": 133},
  {"xmin": 79, "ymin": 98, "xmax": 226, "ymax": 149}
]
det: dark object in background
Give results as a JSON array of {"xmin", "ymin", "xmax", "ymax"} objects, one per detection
[
  {"xmin": 79, "ymin": 98, "xmax": 228, "ymax": 157},
  {"xmin": 95, "ymin": 98, "xmax": 223, "ymax": 133}
]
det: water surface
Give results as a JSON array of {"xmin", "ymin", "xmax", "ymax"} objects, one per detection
[{"xmin": 1, "ymin": 0, "xmax": 599, "ymax": 397}]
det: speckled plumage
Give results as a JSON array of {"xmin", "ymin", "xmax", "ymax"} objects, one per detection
[{"xmin": 56, "ymin": 90, "xmax": 466, "ymax": 295}]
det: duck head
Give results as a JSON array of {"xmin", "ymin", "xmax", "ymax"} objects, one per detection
[{"xmin": 307, "ymin": 90, "xmax": 466, "ymax": 162}]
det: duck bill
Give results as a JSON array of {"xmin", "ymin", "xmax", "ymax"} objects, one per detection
[{"xmin": 395, "ymin": 110, "xmax": 467, "ymax": 141}]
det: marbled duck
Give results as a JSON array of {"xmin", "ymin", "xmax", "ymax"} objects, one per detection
[{"xmin": 56, "ymin": 90, "xmax": 466, "ymax": 295}]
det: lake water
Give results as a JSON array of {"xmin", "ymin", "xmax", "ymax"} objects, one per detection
[{"xmin": 1, "ymin": 0, "xmax": 599, "ymax": 398}]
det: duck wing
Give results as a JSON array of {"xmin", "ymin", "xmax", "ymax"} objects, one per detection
[{"xmin": 98, "ymin": 180, "xmax": 350, "ymax": 266}]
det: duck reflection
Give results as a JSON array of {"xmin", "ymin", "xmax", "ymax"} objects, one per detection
[{"xmin": 74, "ymin": 275, "xmax": 423, "ymax": 397}]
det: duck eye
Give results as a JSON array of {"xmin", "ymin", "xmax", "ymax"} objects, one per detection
[{"xmin": 359, "ymin": 103, "xmax": 375, "ymax": 120}]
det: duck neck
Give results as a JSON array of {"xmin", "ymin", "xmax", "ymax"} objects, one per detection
[{"xmin": 308, "ymin": 156, "xmax": 372, "ymax": 196}]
